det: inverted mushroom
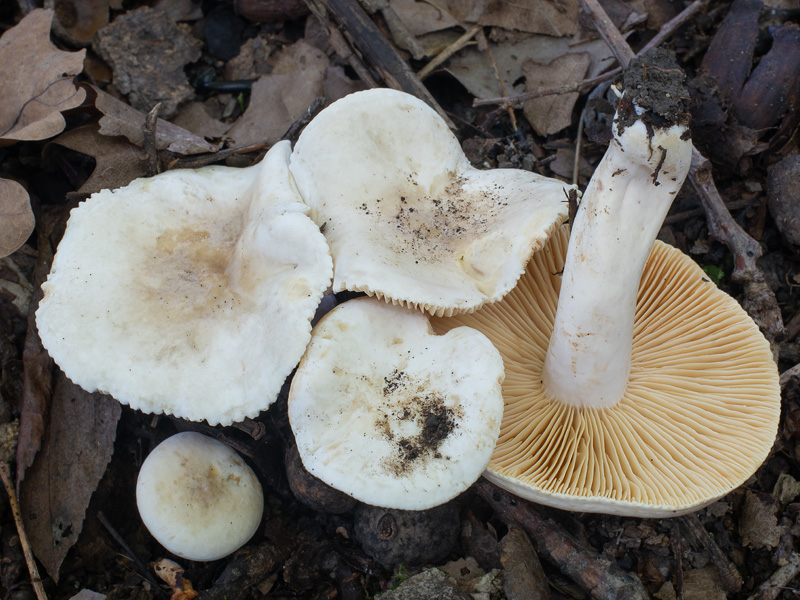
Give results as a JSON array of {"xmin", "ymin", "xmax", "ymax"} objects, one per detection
[
  {"xmin": 288, "ymin": 297, "xmax": 505, "ymax": 510},
  {"xmin": 432, "ymin": 50, "xmax": 781, "ymax": 517},
  {"xmin": 36, "ymin": 141, "xmax": 332, "ymax": 425},
  {"xmin": 136, "ymin": 432, "xmax": 264, "ymax": 561},
  {"xmin": 289, "ymin": 88, "xmax": 575, "ymax": 317}
]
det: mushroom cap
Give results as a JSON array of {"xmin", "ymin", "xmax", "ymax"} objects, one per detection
[
  {"xmin": 288, "ymin": 297, "xmax": 505, "ymax": 510},
  {"xmin": 36, "ymin": 141, "xmax": 332, "ymax": 425},
  {"xmin": 432, "ymin": 226, "xmax": 781, "ymax": 517},
  {"xmin": 289, "ymin": 88, "xmax": 572, "ymax": 317},
  {"xmin": 136, "ymin": 432, "xmax": 264, "ymax": 561}
]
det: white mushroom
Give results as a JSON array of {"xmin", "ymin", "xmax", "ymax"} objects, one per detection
[
  {"xmin": 36, "ymin": 141, "xmax": 332, "ymax": 425},
  {"xmin": 431, "ymin": 50, "xmax": 781, "ymax": 516},
  {"xmin": 288, "ymin": 297, "xmax": 505, "ymax": 510},
  {"xmin": 136, "ymin": 432, "xmax": 264, "ymax": 561},
  {"xmin": 289, "ymin": 88, "xmax": 575, "ymax": 317}
]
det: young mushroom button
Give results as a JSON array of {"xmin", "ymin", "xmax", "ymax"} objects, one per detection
[
  {"xmin": 431, "ymin": 49, "xmax": 781, "ymax": 517},
  {"xmin": 35, "ymin": 141, "xmax": 332, "ymax": 425},
  {"xmin": 136, "ymin": 432, "xmax": 264, "ymax": 561},
  {"xmin": 289, "ymin": 88, "xmax": 577, "ymax": 317},
  {"xmin": 288, "ymin": 297, "xmax": 505, "ymax": 510}
]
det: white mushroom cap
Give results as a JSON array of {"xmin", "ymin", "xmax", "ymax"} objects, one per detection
[
  {"xmin": 36, "ymin": 141, "xmax": 332, "ymax": 425},
  {"xmin": 432, "ymin": 226, "xmax": 781, "ymax": 517},
  {"xmin": 288, "ymin": 297, "xmax": 505, "ymax": 510},
  {"xmin": 136, "ymin": 432, "xmax": 264, "ymax": 561},
  {"xmin": 289, "ymin": 88, "xmax": 573, "ymax": 317}
]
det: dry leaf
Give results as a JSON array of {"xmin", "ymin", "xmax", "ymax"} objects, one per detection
[
  {"xmin": 226, "ymin": 40, "xmax": 328, "ymax": 146},
  {"xmin": 46, "ymin": 123, "xmax": 148, "ymax": 195},
  {"xmin": 0, "ymin": 179, "xmax": 34, "ymax": 258},
  {"xmin": 389, "ymin": 0, "xmax": 459, "ymax": 36},
  {"xmin": 0, "ymin": 9, "xmax": 86, "ymax": 145},
  {"xmin": 16, "ymin": 208, "xmax": 65, "ymax": 487},
  {"xmin": 446, "ymin": 36, "xmax": 617, "ymax": 100},
  {"xmin": 739, "ymin": 491, "xmax": 784, "ymax": 549},
  {"xmin": 52, "ymin": 0, "xmax": 110, "ymax": 45},
  {"xmin": 91, "ymin": 86, "xmax": 219, "ymax": 155},
  {"xmin": 19, "ymin": 372, "xmax": 121, "ymax": 581},
  {"xmin": 479, "ymin": 0, "xmax": 579, "ymax": 36},
  {"xmin": 523, "ymin": 52, "xmax": 591, "ymax": 136},
  {"xmin": 172, "ymin": 103, "xmax": 232, "ymax": 140}
]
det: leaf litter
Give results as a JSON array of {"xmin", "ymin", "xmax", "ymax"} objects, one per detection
[{"xmin": 1, "ymin": 0, "xmax": 800, "ymax": 599}]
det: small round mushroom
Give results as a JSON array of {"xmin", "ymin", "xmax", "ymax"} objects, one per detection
[
  {"xmin": 288, "ymin": 297, "xmax": 505, "ymax": 510},
  {"xmin": 36, "ymin": 141, "xmax": 332, "ymax": 425},
  {"xmin": 136, "ymin": 432, "xmax": 264, "ymax": 561},
  {"xmin": 431, "ymin": 51, "xmax": 781, "ymax": 516},
  {"xmin": 289, "ymin": 88, "xmax": 575, "ymax": 317}
]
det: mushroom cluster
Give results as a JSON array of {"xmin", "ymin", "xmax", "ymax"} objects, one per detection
[{"xmin": 34, "ymin": 54, "xmax": 782, "ymax": 570}]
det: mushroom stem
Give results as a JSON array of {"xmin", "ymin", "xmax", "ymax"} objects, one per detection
[{"xmin": 542, "ymin": 51, "xmax": 692, "ymax": 409}]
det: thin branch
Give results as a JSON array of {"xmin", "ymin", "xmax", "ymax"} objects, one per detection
[
  {"xmin": 474, "ymin": 0, "xmax": 708, "ymax": 108},
  {"xmin": 417, "ymin": 25, "xmax": 482, "ymax": 80},
  {"xmin": 0, "ymin": 462, "xmax": 48, "ymax": 600}
]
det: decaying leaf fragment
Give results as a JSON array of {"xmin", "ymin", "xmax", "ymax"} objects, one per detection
[
  {"xmin": 0, "ymin": 9, "xmax": 86, "ymax": 144},
  {"xmin": 19, "ymin": 373, "xmax": 121, "ymax": 581},
  {"xmin": 0, "ymin": 179, "xmax": 34, "ymax": 258}
]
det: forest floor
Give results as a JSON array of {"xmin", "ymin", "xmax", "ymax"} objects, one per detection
[{"xmin": 1, "ymin": 0, "xmax": 800, "ymax": 599}]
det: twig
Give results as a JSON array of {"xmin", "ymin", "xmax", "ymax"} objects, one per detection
[
  {"xmin": 663, "ymin": 197, "xmax": 750, "ymax": 225},
  {"xmin": 747, "ymin": 552, "xmax": 800, "ymax": 600},
  {"xmin": 167, "ymin": 142, "xmax": 270, "ymax": 170},
  {"xmin": 306, "ymin": 0, "xmax": 379, "ymax": 88},
  {"xmin": 98, "ymin": 511, "xmax": 167, "ymax": 595},
  {"xmin": 281, "ymin": 96, "xmax": 327, "ymax": 142},
  {"xmin": 474, "ymin": 0, "xmax": 708, "ymax": 108},
  {"xmin": 577, "ymin": 0, "xmax": 635, "ymax": 66},
  {"xmin": 680, "ymin": 513, "xmax": 743, "ymax": 593},
  {"xmin": 475, "ymin": 480, "xmax": 650, "ymax": 600},
  {"xmin": 0, "ymin": 462, "xmax": 48, "ymax": 600},
  {"xmin": 417, "ymin": 25, "xmax": 482, "ymax": 80},
  {"xmin": 313, "ymin": 0, "xmax": 455, "ymax": 129},
  {"xmin": 690, "ymin": 150, "xmax": 785, "ymax": 348},
  {"xmin": 143, "ymin": 103, "xmax": 162, "ymax": 177},
  {"xmin": 669, "ymin": 523, "xmax": 684, "ymax": 599},
  {"xmin": 478, "ymin": 29, "xmax": 517, "ymax": 132}
]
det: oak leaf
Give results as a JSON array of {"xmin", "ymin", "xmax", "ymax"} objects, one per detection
[
  {"xmin": 0, "ymin": 9, "xmax": 86, "ymax": 144},
  {"xmin": 0, "ymin": 179, "xmax": 34, "ymax": 258}
]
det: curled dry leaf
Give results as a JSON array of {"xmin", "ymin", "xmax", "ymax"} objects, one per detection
[
  {"xmin": 90, "ymin": 86, "xmax": 219, "ymax": 155},
  {"xmin": 0, "ymin": 179, "xmax": 34, "ymax": 258},
  {"xmin": 0, "ymin": 9, "xmax": 86, "ymax": 145}
]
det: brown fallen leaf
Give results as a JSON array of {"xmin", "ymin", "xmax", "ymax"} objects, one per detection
[
  {"xmin": 16, "ymin": 208, "xmax": 65, "ymax": 487},
  {"xmin": 90, "ymin": 86, "xmax": 219, "ymax": 155},
  {"xmin": 46, "ymin": 123, "xmax": 148, "ymax": 195},
  {"xmin": 479, "ymin": 0, "xmax": 579, "ymax": 36},
  {"xmin": 0, "ymin": 9, "xmax": 86, "ymax": 145},
  {"xmin": 523, "ymin": 52, "xmax": 591, "ymax": 136},
  {"xmin": 51, "ymin": 0, "xmax": 110, "ymax": 46},
  {"xmin": 0, "ymin": 179, "xmax": 34, "ymax": 259},
  {"xmin": 19, "ymin": 372, "xmax": 121, "ymax": 582},
  {"xmin": 226, "ymin": 40, "xmax": 329, "ymax": 146}
]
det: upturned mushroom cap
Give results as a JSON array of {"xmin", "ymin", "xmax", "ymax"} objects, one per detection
[
  {"xmin": 136, "ymin": 432, "xmax": 264, "ymax": 561},
  {"xmin": 288, "ymin": 297, "xmax": 505, "ymax": 510},
  {"xmin": 432, "ymin": 226, "xmax": 781, "ymax": 517},
  {"xmin": 36, "ymin": 141, "xmax": 332, "ymax": 425},
  {"xmin": 289, "ymin": 88, "xmax": 573, "ymax": 317}
]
